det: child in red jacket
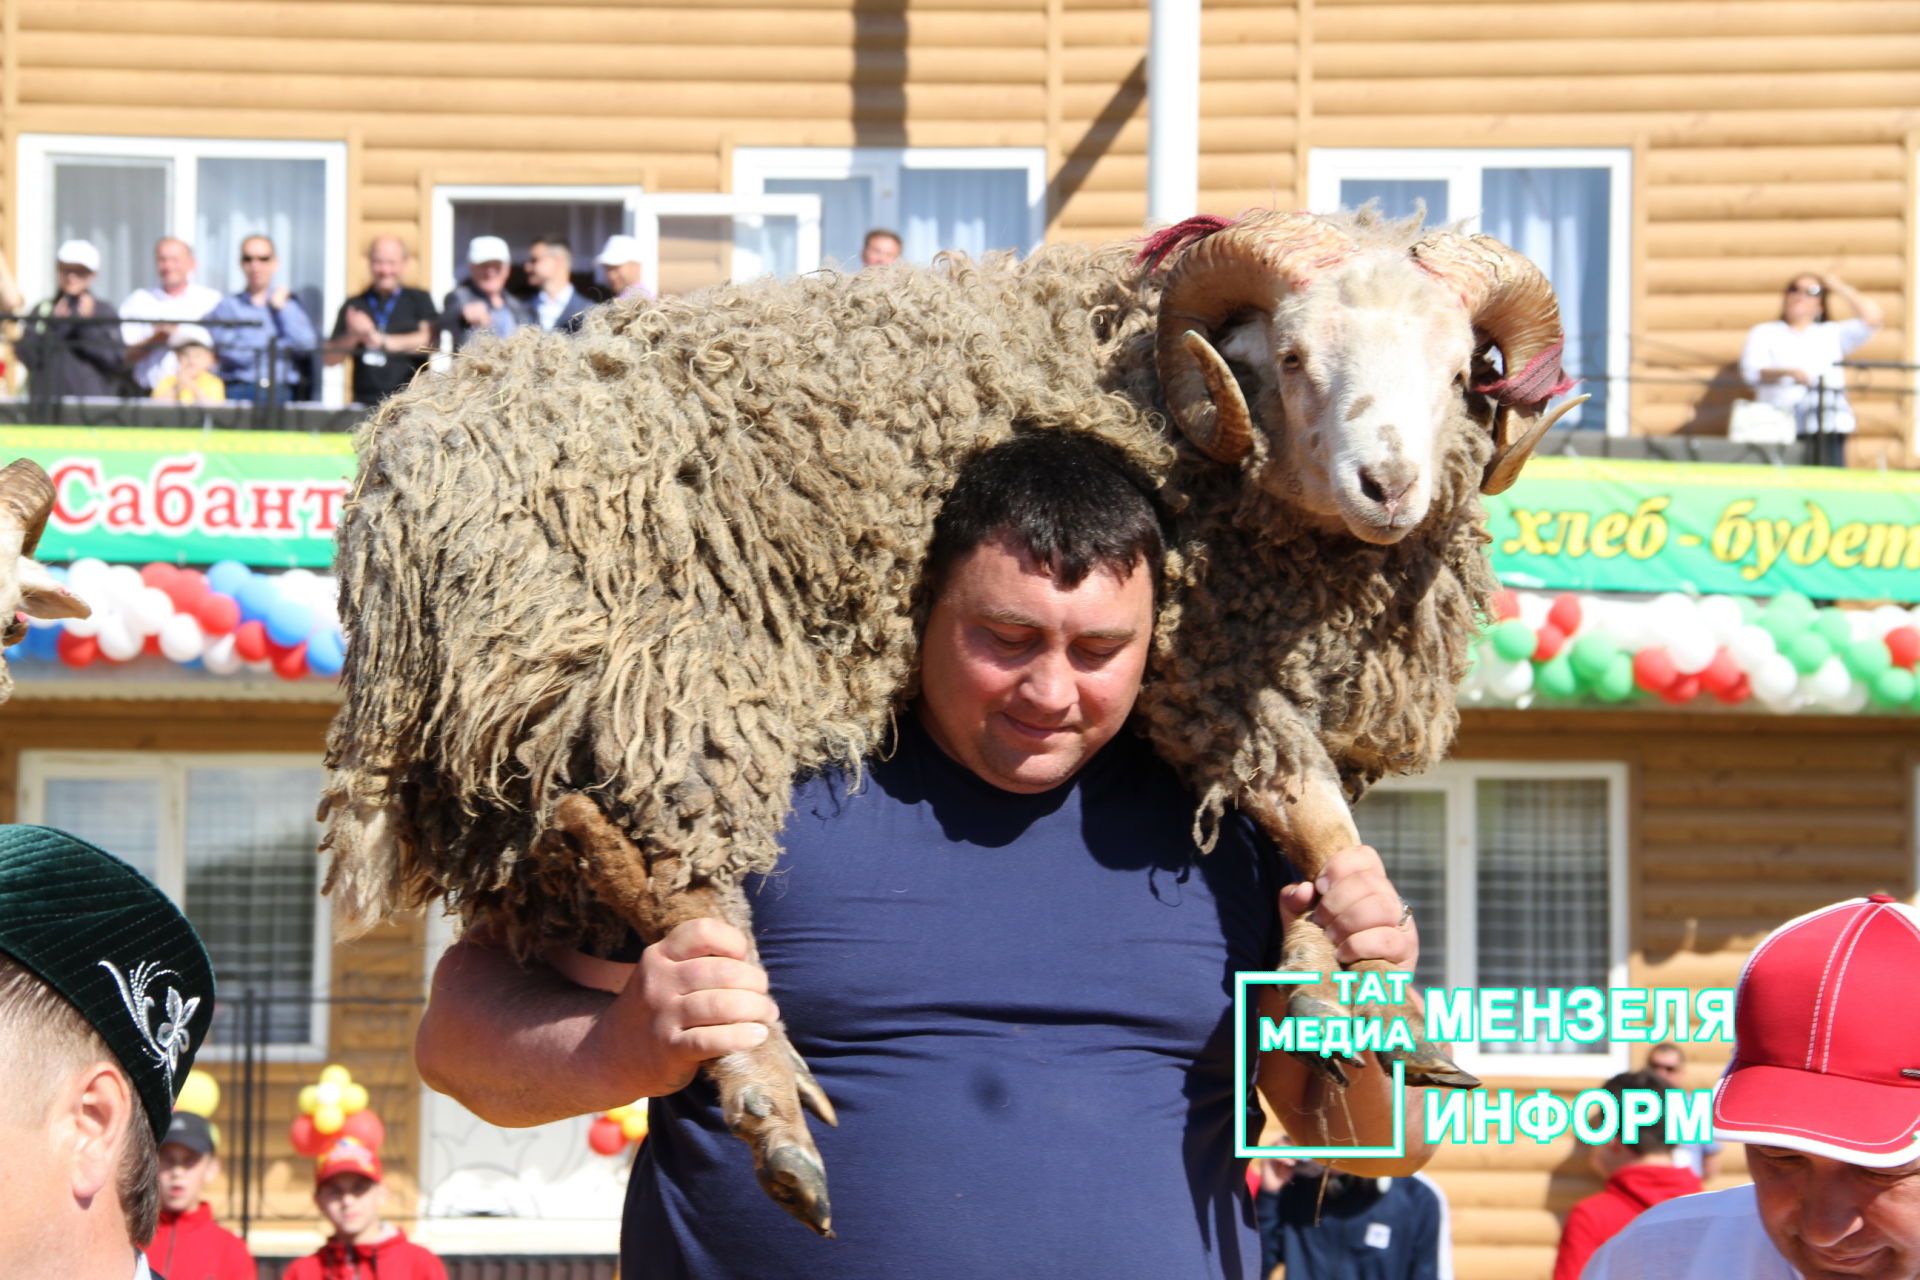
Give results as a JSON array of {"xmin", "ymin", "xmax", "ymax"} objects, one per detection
[
  {"xmin": 283, "ymin": 1139, "xmax": 448, "ymax": 1280},
  {"xmin": 146, "ymin": 1111, "xmax": 255, "ymax": 1280},
  {"xmin": 1552, "ymin": 1070, "xmax": 1705, "ymax": 1280}
]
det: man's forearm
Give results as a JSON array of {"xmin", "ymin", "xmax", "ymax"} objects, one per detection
[{"xmin": 416, "ymin": 940, "xmax": 637, "ymax": 1127}]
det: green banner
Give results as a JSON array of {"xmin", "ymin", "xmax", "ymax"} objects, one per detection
[
  {"xmin": 1488, "ymin": 457, "xmax": 1920, "ymax": 603},
  {"xmin": 0, "ymin": 426, "xmax": 354, "ymax": 569}
]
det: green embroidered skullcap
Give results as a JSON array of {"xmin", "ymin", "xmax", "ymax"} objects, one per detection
[{"xmin": 0, "ymin": 825, "xmax": 216, "ymax": 1142}]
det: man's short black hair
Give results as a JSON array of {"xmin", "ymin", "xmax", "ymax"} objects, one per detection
[
  {"xmin": 1599, "ymin": 1069, "xmax": 1675, "ymax": 1153},
  {"xmin": 924, "ymin": 432, "xmax": 1166, "ymax": 601},
  {"xmin": 533, "ymin": 235, "xmax": 573, "ymax": 259}
]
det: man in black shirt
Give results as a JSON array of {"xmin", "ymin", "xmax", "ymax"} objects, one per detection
[
  {"xmin": 17, "ymin": 240, "xmax": 124, "ymax": 400},
  {"xmin": 327, "ymin": 236, "xmax": 435, "ymax": 406}
]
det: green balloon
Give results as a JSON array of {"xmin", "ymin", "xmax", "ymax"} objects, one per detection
[
  {"xmin": 1785, "ymin": 631, "xmax": 1833, "ymax": 674},
  {"xmin": 1869, "ymin": 667, "xmax": 1916, "ymax": 709},
  {"xmin": 1844, "ymin": 638, "xmax": 1893, "ymax": 679},
  {"xmin": 1570, "ymin": 633, "xmax": 1621, "ymax": 683},
  {"xmin": 1768, "ymin": 589, "xmax": 1816, "ymax": 625},
  {"xmin": 1594, "ymin": 653, "xmax": 1636, "ymax": 702},
  {"xmin": 1813, "ymin": 609, "xmax": 1854, "ymax": 649},
  {"xmin": 1757, "ymin": 613, "xmax": 1800, "ymax": 649},
  {"xmin": 1491, "ymin": 619, "xmax": 1537, "ymax": 662},
  {"xmin": 1537, "ymin": 653, "xmax": 1580, "ymax": 699},
  {"xmin": 1736, "ymin": 596, "xmax": 1761, "ymax": 623}
]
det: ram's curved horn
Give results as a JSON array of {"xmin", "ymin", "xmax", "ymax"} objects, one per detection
[
  {"xmin": 1409, "ymin": 233, "xmax": 1574, "ymax": 493},
  {"xmin": 1153, "ymin": 214, "xmax": 1358, "ymax": 464},
  {"xmin": 0, "ymin": 458, "xmax": 54, "ymax": 558}
]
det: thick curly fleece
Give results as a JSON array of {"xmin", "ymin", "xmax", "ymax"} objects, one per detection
[{"xmin": 321, "ymin": 211, "xmax": 1497, "ymax": 958}]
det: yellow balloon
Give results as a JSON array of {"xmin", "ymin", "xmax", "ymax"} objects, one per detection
[
  {"xmin": 606, "ymin": 1104, "xmax": 632, "ymax": 1124},
  {"xmin": 314, "ymin": 1081, "xmax": 343, "ymax": 1108},
  {"xmin": 313, "ymin": 1103, "xmax": 346, "ymax": 1135},
  {"xmin": 620, "ymin": 1112, "xmax": 648, "ymax": 1141},
  {"xmin": 298, "ymin": 1086, "xmax": 320, "ymax": 1115},
  {"xmin": 208, "ymin": 1121, "xmax": 223, "ymax": 1151},
  {"xmin": 342, "ymin": 1083, "xmax": 369, "ymax": 1114},
  {"xmin": 319, "ymin": 1064, "xmax": 352, "ymax": 1088},
  {"xmin": 175, "ymin": 1071, "xmax": 220, "ymax": 1118}
]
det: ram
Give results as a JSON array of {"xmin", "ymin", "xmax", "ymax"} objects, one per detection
[
  {"xmin": 0, "ymin": 459, "xmax": 92, "ymax": 703},
  {"xmin": 321, "ymin": 208, "xmax": 1580, "ymax": 1234}
]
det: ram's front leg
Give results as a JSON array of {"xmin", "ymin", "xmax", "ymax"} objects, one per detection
[
  {"xmin": 1243, "ymin": 761, "xmax": 1479, "ymax": 1093},
  {"xmin": 548, "ymin": 793, "xmax": 838, "ymax": 1237}
]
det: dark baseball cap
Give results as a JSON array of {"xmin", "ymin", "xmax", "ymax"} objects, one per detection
[
  {"xmin": 0, "ymin": 825, "xmax": 216, "ymax": 1143},
  {"xmin": 163, "ymin": 1110, "xmax": 217, "ymax": 1155}
]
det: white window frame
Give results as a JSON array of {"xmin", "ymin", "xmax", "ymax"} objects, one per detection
[
  {"xmin": 16, "ymin": 133, "xmax": 351, "ymax": 404},
  {"xmin": 17, "ymin": 750, "xmax": 332, "ymax": 1061},
  {"xmin": 733, "ymin": 146, "xmax": 1049, "ymax": 260},
  {"xmin": 1365, "ymin": 759, "xmax": 1629, "ymax": 1078},
  {"xmin": 429, "ymin": 183, "xmax": 647, "ymax": 304},
  {"xmin": 1307, "ymin": 147, "xmax": 1633, "ymax": 438}
]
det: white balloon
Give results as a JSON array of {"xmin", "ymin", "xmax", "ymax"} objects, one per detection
[
  {"xmin": 1698, "ymin": 595, "xmax": 1745, "ymax": 641},
  {"xmin": 107, "ymin": 564, "xmax": 144, "ymax": 599},
  {"xmin": 1489, "ymin": 656, "xmax": 1534, "ymax": 701},
  {"xmin": 1809, "ymin": 658, "xmax": 1853, "ymax": 706},
  {"xmin": 1872, "ymin": 604, "xmax": 1909, "ymax": 634},
  {"xmin": 1728, "ymin": 625, "xmax": 1777, "ymax": 671},
  {"xmin": 1669, "ymin": 629, "xmax": 1718, "ymax": 676},
  {"xmin": 128, "ymin": 587, "xmax": 174, "ymax": 637},
  {"xmin": 202, "ymin": 634, "xmax": 242, "ymax": 676},
  {"xmin": 66, "ymin": 557, "xmax": 112, "ymax": 601},
  {"xmin": 61, "ymin": 611, "xmax": 100, "ymax": 639},
  {"xmin": 1830, "ymin": 681, "xmax": 1871, "ymax": 714},
  {"xmin": 1751, "ymin": 653, "xmax": 1798, "ymax": 701},
  {"xmin": 1517, "ymin": 591, "xmax": 1550, "ymax": 630},
  {"xmin": 96, "ymin": 613, "xmax": 141, "ymax": 662},
  {"xmin": 158, "ymin": 614, "xmax": 205, "ymax": 664},
  {"xmin": 1753, "ymin": 681, "xmax": 1802, "ymax": 713}
]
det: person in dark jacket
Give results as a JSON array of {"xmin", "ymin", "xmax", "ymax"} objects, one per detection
[
  {"xmin": 1265, "ymin": 1162, "xmax": 1453, "ymax": 1279},
  {"xmin": 17, "ymin": 240, "xmax": 124, "ymax": 399},
  {"xmin": 1552, "ymin": 1069, "xmax": 1704, "ymax": 1280},
  {"xmin": 440, "ymin": 235, "xmax": 534, "ymax": 352},
  {"xmin": 147, "ymin": 1111, "xmax": 254, "ymax": 1280}
]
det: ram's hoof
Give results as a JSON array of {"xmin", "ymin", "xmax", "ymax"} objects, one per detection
[
  {"xmin": 759, "ymin": 1143, "xmax": 834, "ymax": 1238},
  {"xmin": 1286, "ymin": 987, "xmax": 1356, "ymax": 1087},
  {"xmin": 1385, "ymin": 1040, "xmax": 1481, "ymax": 1091},
  {"xmin": 790, "ymin": 1045, "xmax": 839, "ymax": 1127}
]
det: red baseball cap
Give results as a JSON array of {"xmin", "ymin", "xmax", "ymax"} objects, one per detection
[
  {"xmin": 314, "ymin": 1137, "xmax": 383, "ymax": 1187},
  {"xmin": 1713, "ymin": 894, "xmax": 1920, "ymax": 1168}
]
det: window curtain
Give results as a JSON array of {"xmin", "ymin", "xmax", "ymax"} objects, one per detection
[
  {"xmin": 1339, "ymin": 178, "xmax": 1449, "ymax": 224},
  {"xmin": 1481, "ymin": 168, "xmax": 1611, "ymax": 429},
  {"xmin": 52, "ymin": 157, "xmax": 170, "ymax": 308},
  {"xmin": 765, "ymin": 177, "xmax": 873, "ymax": 271},
  {"xmin": 900, "ymin": 169, "xmax": 1029, "ymax": 264},
  {"xmin": 196, "ymin": 157, "xmax": 326, "ymax": 311},
  {"xmin": 1474, "ymin": 779, "xmax": 1610, "ymax": 1055}
]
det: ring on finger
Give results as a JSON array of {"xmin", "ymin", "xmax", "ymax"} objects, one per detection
[{"xmin": 1397, "ymin": 898, "xmax": 1414, "ymax": 930}]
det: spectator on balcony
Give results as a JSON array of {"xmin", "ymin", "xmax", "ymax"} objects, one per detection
[
  {"xmin": 597, "ymin": 234, "xmax": 653, "ymax": 302},
  {"xmin": 151, "ymin": 327, "xmax": 226, "ymax": 405},
  {"xmin": 1739, "ymin": 273, "xmax": 1884, "ymax": 468},
  {"xmin": 327, "ymin": 236, "xmax": 435, "ymax": 406},
  {"xmin": 861, "ymin": 228, "xmax": 902, "ymax": 269},
  {"xmin": 526, "ymin": 235, "xmax": 592, "ymax": 333},
  {"xmin": 441, "ymin": 235, "xmax": 532, "ymax": 352},
  {"xmin": 206, "ymin": 235, "xmax": 317, "ymax": 402},
  {"xmin": 16, "ymin": 240, "xmax": 124, "ymax": 400},
  {"xmin": 120, "ymin": 237, "xmax": 221, "ymax": 391}
]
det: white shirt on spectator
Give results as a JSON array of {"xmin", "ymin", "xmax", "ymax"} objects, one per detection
[
  {"xmin": 535, "ymin": 286, "xmax": 577, "ymax": 332},
  {"xmin": 1581, "ymin": 1184, "xmax": 1794, "ymax": 1280},
  {"xmin": 120, "ymin": 283, "xmax": 222, "ymax": 388},
  {"xmin": 1738, "ymin": 318, "xmax": 1874, "ymax": 436}
]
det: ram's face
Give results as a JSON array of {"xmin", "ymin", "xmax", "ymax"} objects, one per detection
[
  {"xmin": 0, "ymin": 460, "xmax": 90, "ymax": 702},
  {"xmin": 1219, "ymin": 269, "xmax": 1475, "ymax": 545}
]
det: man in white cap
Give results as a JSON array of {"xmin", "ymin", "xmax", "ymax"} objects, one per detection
[
  {"xmin": 18, "ymin": 240, "xmax": 125, "ymax": 400},
  {"xmin": 597, "ymin": 235, "xmax": 652, "ymax": 302},
  {"xmin": 1584, "ymin": 894, "xmax": 1920, "ymax": 1280},
  {"xmin": 440, "ymin": 235, "xmax": 533, "ymax": 353},
  {"xmin": 120, "ymin": 237, "xmax": 221, "ymax": 390}
]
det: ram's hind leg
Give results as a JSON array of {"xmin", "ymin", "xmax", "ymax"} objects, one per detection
[
  {"xmin": 548, "ymin": 793, "xmax": 838, "ymax": 1238},
  {"xmin": 1245, "ymin": 767, "xmax": 1479, "ymax": 1093}
]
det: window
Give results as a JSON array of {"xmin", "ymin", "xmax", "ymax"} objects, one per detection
[
  {"xmin": 1308, "ymin": 148, "xmax": 1632, "ymax": 436},
  {"xmin": 1353, "ymin": 761, "xmax": 1628, "ymax": 1076},
  {"xmin": 19, "ymin": 753, "xmax": 330, "ymax": 1056},
  {"xmin": 735, "ymin": 148, "xmax": 1046, "ymax": 269},
  {"xmin": 17, "ymin": 134, "xmax": 349, "ymax": 400}
]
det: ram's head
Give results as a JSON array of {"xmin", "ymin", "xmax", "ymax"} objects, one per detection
[
  {"xmin": 1150, "ymin": 212, "xmax": 1583, "ymax": 545},
  {"xmin": 0, "ymin": 459, "xmax": 90, "ymax": 701}
]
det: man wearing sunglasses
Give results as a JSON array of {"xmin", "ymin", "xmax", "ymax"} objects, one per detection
[
  {"xmin": 206, "ymin": 235, "xmax": 318, "ymax": 403},
  {"xmin": 1739, "ymin": 273, "xmax": 1883, "ymax": 467}
]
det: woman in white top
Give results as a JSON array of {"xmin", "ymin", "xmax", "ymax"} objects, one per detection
[{"xmin": 1738, "ymin": 272, "xmax": 1883, "ymax": 466}]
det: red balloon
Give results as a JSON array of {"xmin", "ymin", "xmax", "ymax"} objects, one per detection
[
  {"xmin": 1632, "ymin": 648, "xmax": 1679, "ymax": 693},
  {"xmin": 165, "ymin": 570, "xmax": 210, "ymax": 614},
  {"xmin": 232, "ymin": 620, "xmax": 270, "ymax": 663},
  {"xmin": 140, "ymin": 562, "xmax": 180, "ymax": 592},
  {"xmin": 289, "ymin": 1113, "xmax": 329, "ymax": 1157},
  {"xmin": 1712, "ymin": 673, "xmax": 1752, "ymax": 705},
  {"xmin": 1659, "ymin": 674, "xmax": 1702, "ymax": 705},
  {"xmin": 196, "ymin": 592, "xmax": 241, "ymax": 637},
  {"xmin": 1547, "ymin": 593, "xmax": 1582, "ymax": 638},
  {"xmin": 342, "ymin": 1108, "xmax": 386, "ymax": 1151},
  {"xmin": 272, "ymin": 642, "xmax": 309, "ymax": 680},
  {"xmin": 1886, "ymin": 627, "xmax": 1920, "ymax": 671},
  {"xmin": 1532, "ymin": 622, "xmax": 1567, "ymax": 662},
  {"xmin": 56, "ymin": 631, "xmax": 99, "ymax": 668},
  {"xmin": 143, "ymin": 634, "xmax": 164, "ymax": 658},
  {"xmin": 1490, "ymin": 589, "xmax": 1520, "ymax": 621},
  {"xmin": 1698, "ymin": 648, "xmax": 1743, "ymax": 697},
  {"xmin": 588, "ymin": 1116, "xmax": 627, "ymax": 1156}
]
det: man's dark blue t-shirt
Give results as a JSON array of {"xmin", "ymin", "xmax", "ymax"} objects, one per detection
[{"xmin": 622, "ymin": 715, "xmax": 1288, "ymax": 1279}]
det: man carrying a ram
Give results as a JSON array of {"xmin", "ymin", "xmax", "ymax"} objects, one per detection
[{"xmin": 416, "ymin": 432, "xmax": 1443, "ymax": 1279}]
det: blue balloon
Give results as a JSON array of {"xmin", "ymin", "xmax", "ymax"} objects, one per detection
[
  {"xmin": 306, "ymin": 629, "xmax": 346, "ymax": 677},
  {"xmin": 207, "ymin": 560, "xmax": 253, "ymax": 596},
  {"xmin": 3, "ymin": 642, "xmax": 19, "ymax": 662},
  {"xmin": 23, "ymin": 626, "xmax": 59, "ymax": 660},
  {"xmin": 237, "ymin": 576, "xmax": 281, "ymax": 624},
  {"xmin": 265, "ymin": 599, "xmax": 313, "ymax": 648},
  {"xmin": 46, "ymin": 564, "xmax": 68, "ymax": 584}
]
